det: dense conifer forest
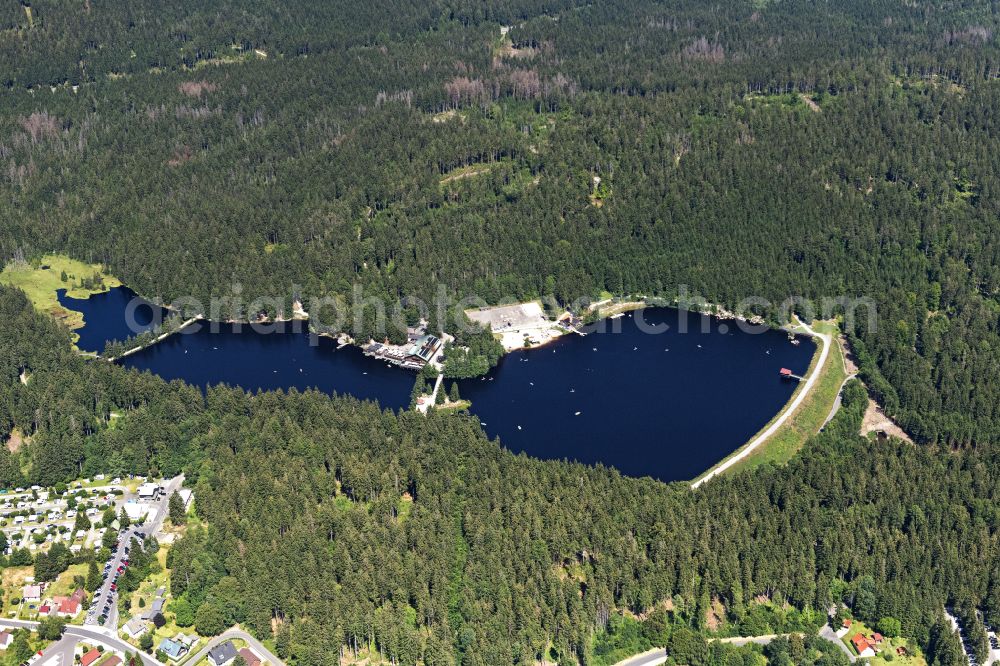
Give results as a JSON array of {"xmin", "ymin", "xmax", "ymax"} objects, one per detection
[
  {"xmin": 3, "ymin": 0, "xmax": 1000, "ymax": 664},
  {"xmin": 1, "ymin": 276, "xmax": 999, "ymax": 665},
  {"xmin": 4, "ymin": 0, "xmax": 1000, "ymax": 442}
]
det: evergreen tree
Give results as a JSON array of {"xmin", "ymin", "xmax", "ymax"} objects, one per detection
[
  {"xmin": 275, "ymin": 623, "xmax": 292, "ymax": 660},
  {"xmin": 86, "ymin": 560, "xmax": 101, "ymax": 592},
  {"xmin": 75, "ymin": 510, "xmax": 92, "ymax": 532},
  {"xmin": 9, "ymin": 632, "xmax": 32, "ymax": 664},
  {"xmin": 169, "ymin": 491, "xmax": 186, "ymax": 525}
]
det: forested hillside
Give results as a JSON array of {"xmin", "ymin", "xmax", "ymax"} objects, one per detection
[
  {"xmin": 1, "ymin": 284, "xmax": 999, "ymax": 665},
  {"xmin": 3, "ymin": 0, "xmax": 1000, "ymax": 663}
]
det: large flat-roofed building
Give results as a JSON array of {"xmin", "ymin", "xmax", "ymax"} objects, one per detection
[
  {"xmin": 137, "ymin": 482, "xmax": 160, "ymax": 500},
  {"xmin": 124, "ymin": 500, "xmax": 156, "ymax": 522},
  {"xmin": 405, "ymin": 335, "xmax": 442, "ymax": 366}
]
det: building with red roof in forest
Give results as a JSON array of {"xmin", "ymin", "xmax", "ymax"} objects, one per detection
[{"xmin": 851, "ymin": 634, "xmax": 876, "ymax": 658}]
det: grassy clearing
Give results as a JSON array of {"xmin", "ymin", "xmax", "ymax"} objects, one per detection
[
  {"xmin": 47, "ymin": 563, "xmax": 88, "ymax": 600},
  {"xmin": 0, "ymin": 253, "xmax": 121, "ymax": 332},
  {"xmin": 435, "ymin": 399, "xmax": 471, "ymax": 415},
  {"xmin": 595, "ymin": 301, "xmax": 646, "ymax": 319},
  {"xmin": 744, "ymin": 92, "xmax": 804, "ymax": 108},
  {"xmin": 396, "ymin": 495, "xmax": 414, "ymax": 523},
  {"xmin": 187, "ymin": 50, "xmax": 263, "ymax": 71},
  {"xmin": 121, "ymin": 547, "xmax": 170, "ymax": 631},
  {"xmin": 2, "ymin": 566, "xmax": 33, "ymax": 616},
  {"xmin": 69, "ymin": 476, "xmax": 141, "ymax": 493},
  {"xmin": 700, "ymin": 320, "xmax": 847, "ymax": 479},
  {"xmin": 431, "ymin": 109, "xmax": 465, "ymax": 124}
]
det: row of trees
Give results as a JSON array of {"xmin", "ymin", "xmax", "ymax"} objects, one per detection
[{"xmin": 101, "ymin": 313, "xmax": 189, "ymax": 359}]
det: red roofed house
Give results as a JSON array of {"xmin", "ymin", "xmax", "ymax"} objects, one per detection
[
  {"xmin": 0, "ymin": 631, "xmax": 13, "ymax": 649},
  {"xmin": 81, "ymin": 648, "xmax": 103, "ymax": 666},
  {"xmin": 49, "ymin": 588, "xmax": 87, "ymax": 617},
  {"xmin": 99, "ymin": 656, "xmax": 122, "ymax": 666},
  {"xmin": 872, "ymin": 633, "xmax": 883, "ymax": 644},
  {"xmin": 851, "ymin": 634, "xmax": 876, "ymax": 658},
  {"xmin": 56, "ymin": 595, "xmax": 81, "ymax": 617},
  {"xmin": 843, "ymin": 619, "xmax": 852, "ymax": 628},
  {"xmin": 38, "ymin": 604, "xmax": 52, "ymax": 616},
  {"xmin": 238, "ymin": 648, "xmax": 261, "ymax": 666}
]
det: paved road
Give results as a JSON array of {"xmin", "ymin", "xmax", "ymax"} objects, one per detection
[
  {"xmin": 821, "ymin": 374, "xmax": 858, "ymax": 429},
  {"xmin": 613, "ymin": 648, "xmax": 666, "ymax": 666},
  {"xmin": 613, "ymin": 636, "xmax": 781, "ymax": 666},
  {"xmin": 65, "ymin": 625, "xmax": 160, "ymax": 666},
  {"xmin": 180, "ymin": 627, "xmax": 285, "ymax": 666},
  {"xmin": 617, "ymin": 625, "xmax": 859, "ymax": 666},
  {"xmin": 819, "ymin": 624, "xmax": 857, "ymax": 663},
  {"xmin": 693, "ymin": 321, "xmax": 832, "ymax": 488},
  {"xmin": 945, "ymin": 609, "xmax": 974, "ymax": 666},
  {"xmin": 37, "ymin": 633, "xmax": 76, "ymax": 666},
  {"xmin": 87, "ymin": 475, "xmax": 184, "ymax": 628},
  {"xmin": 0, "ymin": 619, "xmax": 160, "ymax": 666},
  {"xmin": 718, "ymin": 634, "xmax": 785, "ymax": 647}
]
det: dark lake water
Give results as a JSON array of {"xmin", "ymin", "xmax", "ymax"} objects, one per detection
[
  {"xmin": 122, "ymin": 317, "xmax": 415, "ymax": 410},
  {"xmin": 59, "ymin": 286, "xmax": 168, "ymax": 353},
  {"xmin": 65, "ymin": 287, "xmax": 814, "ymax": 482},
  {"xmin": 456, "ymin": 308, "xmax": 814, "ymax": 480}
]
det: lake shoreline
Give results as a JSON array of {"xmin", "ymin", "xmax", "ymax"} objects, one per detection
[
  {"xmin": 456, "ymin": 306, "xmax": 814, "ymax": 482},
  {"xmin": 104, "ymin": 316, "xmax": 204, "ymax": 361},
  {"xmin": 0, "ymin": 253, "xmax": 123, "ymax": 340},
  {"xmin": 76, "ymin": 288, "xmax": 793, "ymax": 384},
  {"xmin": 64, "ymin": 288, "xmax": 815, "ymax": 483},
  {"xmin": 689, "ymin": 318, "xmax": 844, "ymax": 486}
]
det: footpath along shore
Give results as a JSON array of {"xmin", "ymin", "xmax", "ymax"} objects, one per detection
[
  {"xmin": 691, "ymin": 319, "xmax": 831, "ymax": 489},
  {"xmin": 107, "ymin": 316, "xmax": 202, "ymax": 361}
]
